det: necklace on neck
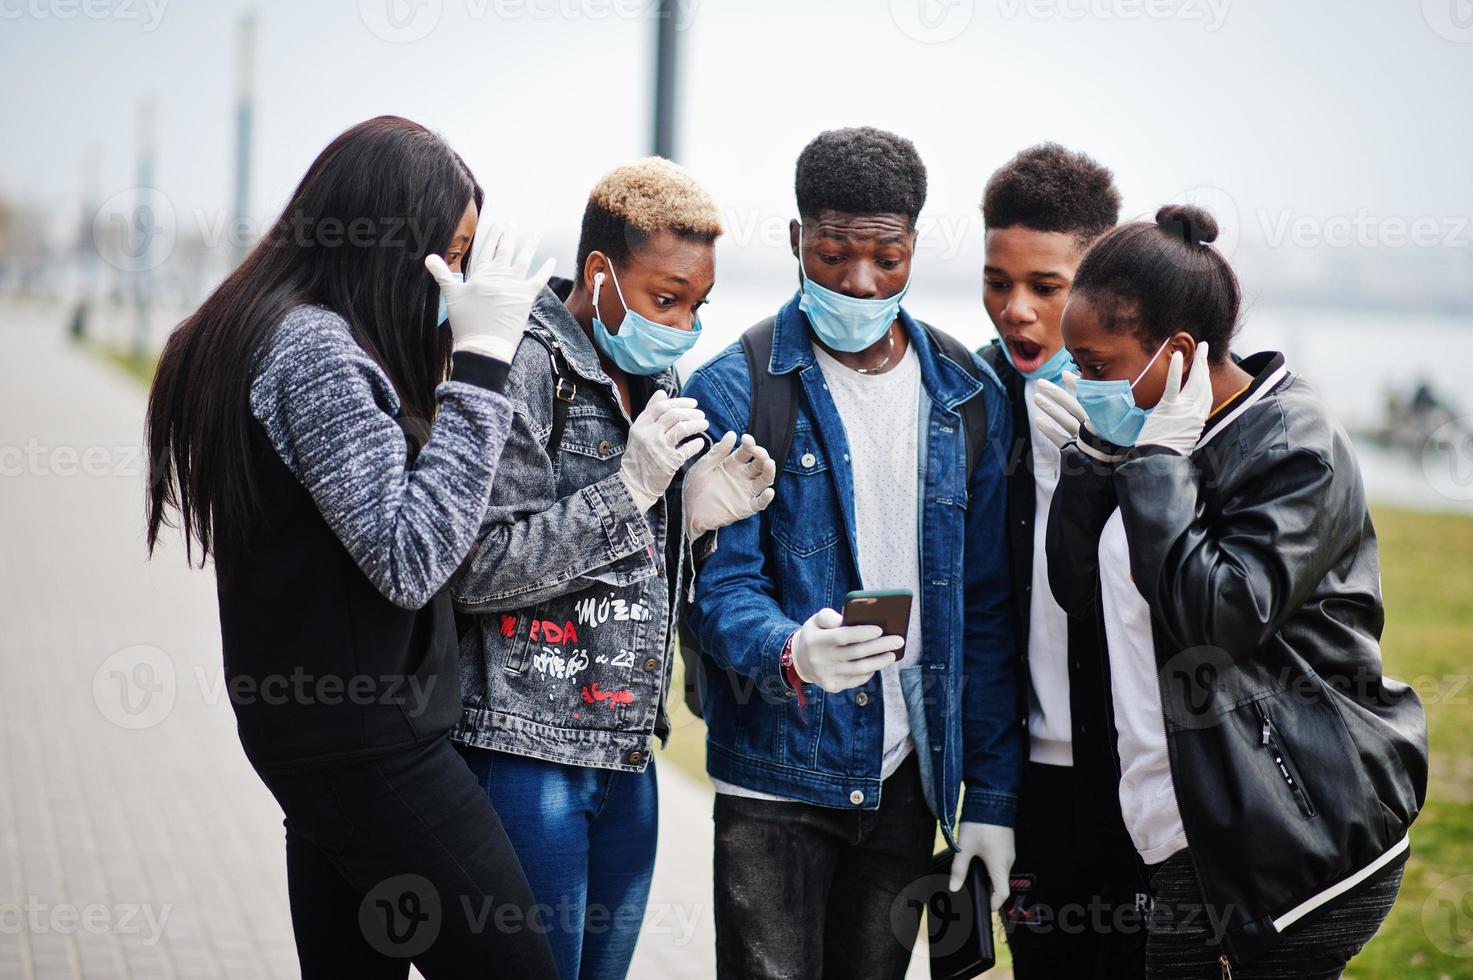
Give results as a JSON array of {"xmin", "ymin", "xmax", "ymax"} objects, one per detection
[{"xmin": 855, "ymin": 331, "xmax": 896, "ymax": 375}]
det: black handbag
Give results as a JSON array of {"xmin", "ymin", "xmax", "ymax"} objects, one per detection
[{"xmin": 925, "ymin": 850, "xmax": 996, "ymax": 980}]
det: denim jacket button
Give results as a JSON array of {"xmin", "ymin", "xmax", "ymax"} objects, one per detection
[
  {"xmin": 801, "ymin": 452, "xmax": 816, "ymax": 468},
  {"xmin": 598, "ymin": 440, "xmax": 611, "ymax": 454},
  {"xmin": 855, "ymin": 692, "xmax": 870, "ymax": 706},
  {"xmin": 643, "ymin": 658, "xmax": 659, "ymax": 672},
  {"xmin": 628, "ymin": 750, "xmax": 644, "ymax": 765},
  {"xmin": 849, "ymin": 790, "xmax": 864, "ymax": 805}
]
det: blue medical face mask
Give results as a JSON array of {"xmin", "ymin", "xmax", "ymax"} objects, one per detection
[
  {"xmin": 999, "ymin": 335, "xmax": 1075, "ymax": 384},
  {"xmin": 435, "ymin": 271, "xmax": 464, "ymax": 327},
  {"xmin": 797, "ymin": 226, "xmax": 911, "ymax": 353},
  {"xmin": 591, "ymin": 259, "xmax": 701, "ymax": 376},
  {"xmin": 1073, "ymin": 337, "xmax": 1171, "ymax": 446}
]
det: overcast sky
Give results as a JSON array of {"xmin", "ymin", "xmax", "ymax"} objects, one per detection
[{"xmin": 4, "ymin": 0, "xmax": 1472, "ymax": 280}]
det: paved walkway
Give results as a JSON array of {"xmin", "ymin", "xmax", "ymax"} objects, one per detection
[{"xmin": 0, "ymin": 300, "xmax": 952, "ymax": 979}]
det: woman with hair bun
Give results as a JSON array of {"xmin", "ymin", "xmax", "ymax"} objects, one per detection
[{"xmin": 1033, "ymin": 204, "xmax": 1427, "ymax": 977}]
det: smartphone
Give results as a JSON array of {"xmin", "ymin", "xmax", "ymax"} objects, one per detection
[{"xmin": 841, "ymin": 589, "xmax": 913, "ymax": 660}]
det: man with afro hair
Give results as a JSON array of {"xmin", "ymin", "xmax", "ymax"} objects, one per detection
[
  {"xmin": 975, "ymin": 143, "xmax": 1148, "ymax": 978},
  {"xmin": 683, "ymin": 127, "xmax": 1020, "ymax": 977}
]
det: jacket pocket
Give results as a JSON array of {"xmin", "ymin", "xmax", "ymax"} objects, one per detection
[
  {"xmin": 559, "ymin": 407, "xmax": 625, "ymax": 459},
  {"xmin": 555, "ymin": 410, "xmax": 625, "ymax": 496},
  {"xmin": 1254, "ymin": 699, "xmax": 1317, "ymax": 818},
  {"xmin": 770, "ymin": 434, "xmax": 840, "ymax": 558},
  {"xmin": 498, "ymin": 606, "xmax": 538, "ymax": 674},
  {"xmin": 1170, "ymin": 687, "xmax": 1390, "ymax": 928}
]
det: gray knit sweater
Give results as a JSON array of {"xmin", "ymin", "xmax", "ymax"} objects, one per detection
[{"xmin": 248, "ymin": 304, "xmax": 513, "ymax": 609}]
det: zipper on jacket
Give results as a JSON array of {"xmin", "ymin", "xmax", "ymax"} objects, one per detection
[
  {"xmin": 1254, "ymin": 701, "xmax": 1316, "ymax": 817},
  {"xmin": 1219, "ymin": 952, "xmax": 1233, "ymax": 979}
]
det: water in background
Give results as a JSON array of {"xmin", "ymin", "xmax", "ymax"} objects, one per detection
[
  {"xmin": 55, "ymin": 283, "xmax": 1473, "ymax": 517},
  {"xmin": 674, "ymin": 284, "xmax": 1473, "ymax": 516}
]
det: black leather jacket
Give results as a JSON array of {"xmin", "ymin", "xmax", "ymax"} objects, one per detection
[{"xmin": 1046, "ymin": 352, "xmax": 1428, "ymax": 964}]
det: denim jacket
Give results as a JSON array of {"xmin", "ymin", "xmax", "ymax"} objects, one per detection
[
  {"xmin": 680, "ymin": 293, "xmax": 1022, "ymax": 845},
  {"xmin": 450, "ymin": 283, "xmax": 693, "ymax": 772}
]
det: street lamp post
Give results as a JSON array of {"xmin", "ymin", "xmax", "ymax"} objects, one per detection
[{"xmin": 652, "ymin": 0, "xmax": 679, "ymax": 160}]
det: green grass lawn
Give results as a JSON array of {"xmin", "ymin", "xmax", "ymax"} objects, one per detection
[
  {"xmin": 77, "ymin": 336, "xmax": 160, "ymax": 385},
  {"xmin": 663, "ymin": 506, "xmax": 1473, "ymax": 977},
  {"xmin": 1350, "ymin": 506, "xmax": 1473, "ymax": 978}
]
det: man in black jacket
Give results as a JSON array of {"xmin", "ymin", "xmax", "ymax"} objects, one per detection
[{"xmin": 976, "ymin": 144, "xmax": 1149, "ymax": 977}]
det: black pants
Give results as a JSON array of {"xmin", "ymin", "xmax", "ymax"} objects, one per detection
[
  {"xmin": 1005, "ymin": 761, "xmax": 1150, "ymax": 979},
  {"xmin": 261, "ymin": 737, "xmax": 558, "ymax": 979},
  {"xmin": 1144, "ymin": 848, "xmax": 1404, "ymax": 979},
  {"xmin": 712, "ymin": 753, "xmax": 936, "ymax": 980}
]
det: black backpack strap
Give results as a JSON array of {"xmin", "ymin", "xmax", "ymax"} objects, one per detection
[
  {"xmin": 681, "ymin": 316, "xmax": 789, "ymax": 721},
  {"xmin": 739, "ymin": 316, "xmax": 798, "ymax": 475},
  {"xmin": 520, "ymin": 327, "xmax": 577, "ymax": 455},
  {"xmin": 921, "ymin": 322, "xmax": 990, "ymax": 484}
]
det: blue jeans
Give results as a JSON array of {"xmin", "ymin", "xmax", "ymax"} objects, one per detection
[{"xmin": 458, "ymin": 747, "xmax": 659, "ymax": 980}]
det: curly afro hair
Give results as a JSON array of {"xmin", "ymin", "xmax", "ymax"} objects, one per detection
[
  {"xmin": 795, "ymin": 127, "xmax": 927, "ymax": 224},
  {"xmin": 981, "ymin": 143, "xmax": 1120, "ymax": 248},
  {"xmin": 576, "ymin": 156, "xmax": 723, "ymax": 275}
]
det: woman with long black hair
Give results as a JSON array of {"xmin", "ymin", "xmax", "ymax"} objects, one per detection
[
  {"xmin": 1034, "ymin": 204, "xmax": 1427, "ymax": 978},
  {"xmin": 145, "ymin": 116, "xmax": 558, "ymax": 977}
]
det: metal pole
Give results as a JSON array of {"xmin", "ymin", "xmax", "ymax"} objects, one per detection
[
  {"xmin": 71, "ymin": 147, "xmax": 100, "ymax": 341},
  {"xmin": 231, "ymin": 9, "xmax": 258, "ymax": 269},
  {"xmin": 132, "ymin": 95, "xmax": 156, "ymax": 361},
  {"xmin": 652, "ymin": 0, "xmax": 679, "ymax": 160}
]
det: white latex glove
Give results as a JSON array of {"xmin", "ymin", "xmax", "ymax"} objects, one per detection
[
  {"xmin": 425, "ymin": 220, "xmax": 555, "ymax": 363},
  {"xmin": 789, "ymin": 607, "xmax": 904, "ymax": 695},
  {"xmin": 683, "ymin": 432, "xmax": 778, "ymax": 537},
  {"xmin": 1034, "ymin": 371, "xmax": 1123, "ymax": 463},
  {"xmin": 1032, "ymin": 371, "xmax": 1086, "ymax": 450},
  {"xmin": 620, "ymin": 389, "xmax": 708, "ymax": 513},
  {"xmin": 949, "ymin": 822, "xmax": 1015, "ymax": 912},
  {"xmin": 1136, "ymin": 342, "xmax": 1213, "ymax": 455}
]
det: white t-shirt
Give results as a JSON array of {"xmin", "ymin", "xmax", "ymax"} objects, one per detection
[
  {"xmin": 712, "ymin": 340, "xmax": 923, "ymax": 800},
  {"xmin": 1022, "ymin": 379, "xmax": 1074, "ymax": 767},
  {"xmin": 1098, "ymin": 508, "xmax": 1188, "ymax": 864}
]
